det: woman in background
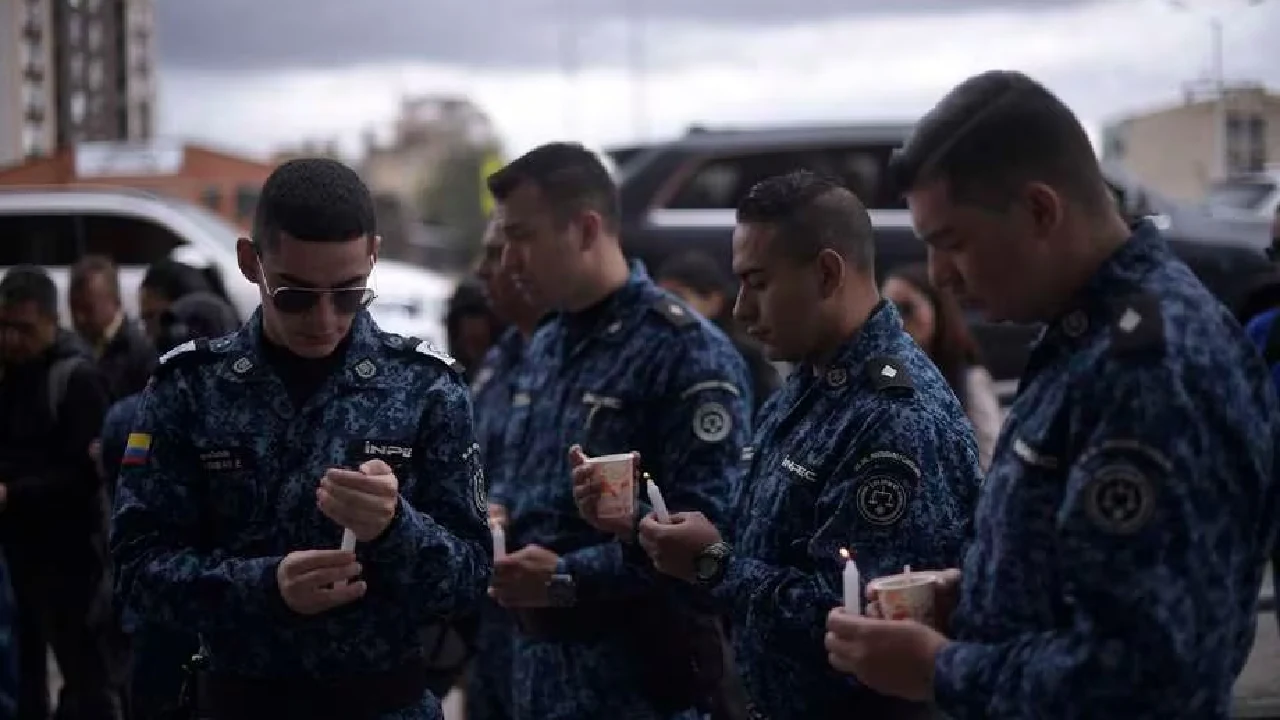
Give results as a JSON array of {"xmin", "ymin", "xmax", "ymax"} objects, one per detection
[
  {"xmin": 882, "ymin": 263, "xmax": 1002, "ymax": 470},
  {"xmin": 656, "ymin": 250, "xmax": 780, "ymax": 408}
]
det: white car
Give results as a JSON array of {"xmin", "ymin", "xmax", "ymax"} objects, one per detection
[
  {"xmin": 1206, "ymin": 167, "xmax": 1280, "ymax": 220},
  {"xmin": 0, "ymin": 186, "xmax": 454, "ymax": 350}
]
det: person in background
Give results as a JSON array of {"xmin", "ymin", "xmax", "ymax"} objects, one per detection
[
  {"xmin": 0, "ymin": 266, "xmax": 121, "ymax": 720},
  {"xmin": 98, "ymin": 291, "xmax": 239, "ymax": 720},
  {"xmin": 882, "ymin": 263, "xmax": 1002, "ymax": 469},
  {"xmin": 136, "ymin": 259, "xmax": 214, "ymax": 345},
  {"xmin": 466, "ymin": 218, "xmax": 548, "ymax": 720},
  {"xmin": 657, "ymin": 250, "xmax": 781, "ymax": 407},
  {"xmin": 446, "ymin": 280, "xmax": 504, "ymax": 382},
  {"xmin": 69, "ymin": 255, "xmax": 156, "ymax": 401}
]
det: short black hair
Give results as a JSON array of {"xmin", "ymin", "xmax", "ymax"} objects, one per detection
[
  {"xmin": 486, "ymin": 143, "xmax": 620, "ymax": 233},
  {"xmin": 254, "ymin": 158, "xmax": 377, "ymax": 250},
  {"xmin": 735, "ymin": 170, "xmax": 875, "ymax": 270},
  {"xmin": 141, "ymin": 259, "xmax": 211, "ymax": 302},
  {"xmin": 70, "ymin": 254, "xmax": 121, "ymax": 300},
  {"xmin": 889, "ymin": 70, "xmax": 1109, "ymax": 211},
  {"xmin": 0, "ymin": 265, "xmax": 58, "ymax": 319}
]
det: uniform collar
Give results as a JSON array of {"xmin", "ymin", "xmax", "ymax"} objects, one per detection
[
  {"xmin": 803, "ymin": 300, "xmax": 905, "ymax": 394},
  {"xmin": 1041, "ymin": 220, "xmax": 1169, "ymax": 348},
  {"xmin": 554, "ymin": 261, "xmax": 655, "ymax": 354},
  {"xmin": 219, "ymin": 308, "xmax": 392, "ymax": 389}
]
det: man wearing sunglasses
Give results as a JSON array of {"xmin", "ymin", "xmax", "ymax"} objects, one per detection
[{"xmin": 111, "ymin": 158, "xmax": 492, "ymax": 720}]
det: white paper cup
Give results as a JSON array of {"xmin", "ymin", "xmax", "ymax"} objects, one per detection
[
  {"xmin": 868, "ymin": 572, "xmax": 938, "ymax": 624},
  {"xmin": 586, "ymin": 453, "xmax": 635, "ymax": 519}
]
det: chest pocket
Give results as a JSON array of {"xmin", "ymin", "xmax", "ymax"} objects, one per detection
[
  {"xmin": 194, "ymin": 438, "xmax": 268, "ymax": 535},
  {"xmin": 577, "ymin": 391, "xmax": 638, "ymax": 458}
]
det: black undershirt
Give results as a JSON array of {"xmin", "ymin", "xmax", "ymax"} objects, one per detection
[{"xmin": 261, "ymin": 332, "xmax": 352, "ymax": 408}]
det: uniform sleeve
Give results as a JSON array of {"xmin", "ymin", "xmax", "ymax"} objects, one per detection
[
  {"xmin": 934, "ymin": 367, "xmax": 1248, "ymax": 718},
  {"xmin": 560, "ymin": 331, "xmax": 753, "ymax": 603},
  {"xmin": 713, "ymin": 403, "xmax": 978, "ymax": 679},
  {"xmin": 7, "ymin": 363, "xmax": 110, "ymax": 512},
  {"xmin": 111, "ymin": 375, "xmax": 285, "ymax": 634},
  {"xmin": 362, "ymin": 373, "xmax": 492, "ymax": 622}
]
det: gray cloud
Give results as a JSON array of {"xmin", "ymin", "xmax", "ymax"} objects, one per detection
[{"xmin": 157, "ymin": 0, "xmax": 1101, "ymax": 73}]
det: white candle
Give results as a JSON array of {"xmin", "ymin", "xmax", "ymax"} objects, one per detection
[
  {"xmin": 841, "ymin": 548, "xmax": 861, "ymax": 615},
  {"xmin": 647, "ymin": 479, "xmax": 671, "ymax": 523},
  {"xmin": 335, "ymin": 529, "xmax": 357, "ymax": 588},
  {"xmin": 490, "ymin": 521, "xmax": 507, "ymax": 559}
]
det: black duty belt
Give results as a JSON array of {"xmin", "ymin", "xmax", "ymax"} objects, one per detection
[{"xmin": 195, "ymin": 660, "xmax": 431, "ymax": 720}]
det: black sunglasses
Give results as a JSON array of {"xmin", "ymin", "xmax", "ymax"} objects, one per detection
[{"xmin": 256, "ymin": 258, "xmax": 376, "ymax": 315}]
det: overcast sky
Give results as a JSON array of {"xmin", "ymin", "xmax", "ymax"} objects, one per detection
[{"xmin": 153, "ymin": 0, "xmax": 1279, "ymax": 160}]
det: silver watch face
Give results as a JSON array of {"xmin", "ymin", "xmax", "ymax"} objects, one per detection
[{"xmin": 695, "ymin": 553, "xmax": 720, "ymax": 580}]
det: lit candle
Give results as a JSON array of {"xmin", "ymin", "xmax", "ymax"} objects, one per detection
[
  {"xmin": 840, "ymin": 548, "xmax": 861, "ymax": 616},
  {"xmin": 490, "ymin": 520, "xmax": 507, "ymax": 559},
  {"xmin": 646, "ymin": 474, "xmax": 671, "ymax": 523}
]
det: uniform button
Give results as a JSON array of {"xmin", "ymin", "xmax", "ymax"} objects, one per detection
[{"xmin": 1062, "ymin": 311, "xmax": 1088, "ymax": 338}]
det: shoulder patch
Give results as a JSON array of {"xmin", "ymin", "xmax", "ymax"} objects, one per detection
[
  {"xmin": 865, "ymin": 356, "xmax": 913, "ymax": 394},
  {"xmin": 1108, "ymin": 293, "xmax": 1164, "ymax": 356},
  {"xmin": 153, "ymin": 338, "xmax": 217, "ymax": 379},
  {"xmin": 652, "ymin": 295, "xmax": 696, "ymax": 327},
  {"xmin": 388, "ymin": 335, "xmax": 465, "ymax": 374}
]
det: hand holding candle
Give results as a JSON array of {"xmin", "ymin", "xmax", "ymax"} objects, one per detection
[
  {"xmin": 644, "ymin": 472, "xmax": 671, "ymax": 523},
  {"xmin": 840, "ymin": 548, "xmax": 861, "ymax": 616},
  {"xmin": 334, "ymin": 529, "xmax": 357, "ymax": 587}
]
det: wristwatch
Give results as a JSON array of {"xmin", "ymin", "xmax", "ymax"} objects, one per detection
[
  {"xmin": 693, "ymin": 541, "xmax": 732, "ymax": 588},
  {"xmin": 546, "ymin": 559, "xmax": 576, "ymax": 607}
]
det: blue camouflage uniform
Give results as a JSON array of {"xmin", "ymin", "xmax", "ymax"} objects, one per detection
[
  {"xmin": 713, "ymin": 300, "xmax": 981, "ymax": 720},
  {"xmin": 110, "ymin": 310, "xmax": 492, "ymax": 720},
  {"xmin": 497, "ymin": 263, "xmax": 751, "ymax": 720},
  {"xmin": 935, "ymin": 221, "xmax": 1280, "ymax": 719},
  {"xmin": 467, "ymin": 327, "xmax": 528, "ymax": 720}
]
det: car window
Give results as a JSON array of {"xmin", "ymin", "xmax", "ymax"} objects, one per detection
[
  {"xmin": 664, "ymin": 144, "xmax": 905, "ymax": 211},
  {"xmin": 0, "ymin": 212, "xmax": 182, "ymax": 267}
]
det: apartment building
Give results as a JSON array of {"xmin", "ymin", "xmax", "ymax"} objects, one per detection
[
  {"xmin": 1101, "ymin": 84, "xmax": 1280, "ymax": 201},
  {"xmin": 0, "ymin": 0, "xmax": 156, "ymax": 169}
]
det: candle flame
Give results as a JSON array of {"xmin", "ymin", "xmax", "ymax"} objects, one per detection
[{"xmin": 839, "ymin": 547, "xmax": 852, "ymax": 561}]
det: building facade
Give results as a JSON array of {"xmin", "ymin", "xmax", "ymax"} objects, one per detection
[
  {"xmin": 1100, "ymin": 84, "xmax": 1280, "ymax": 202},
  {"xmin": 0, "ymin": 141, "xmax": 273, "ymax": 231},
  {"xmin": 0, "ymin": 0, "xmax": 156, "ymax": 168},
  {"xmin": 1102, "ymin": 85, "xmax": 1280, "ymax": 202}
]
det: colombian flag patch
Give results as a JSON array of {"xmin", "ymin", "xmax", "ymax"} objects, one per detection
[{"xmin": 121, "ymin": 433, "xmax": 152, "ymax": 467}]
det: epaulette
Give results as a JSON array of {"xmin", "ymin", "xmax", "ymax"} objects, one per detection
[
  {"xmin": 153, "ymin": 338, "xmax": 219, "ymax": 379},
  {"xmin": 652, "ymin": 294, "xmax": 696, "ymax": 327},
  {"xmin": 865, "ymin": 356, "xmax": 914, "ymax": 395},
  {"xmin": 386, "ymin": 335, "xmax": 465, "ymax": 375},
  {"xmin": 1107, "ymin": 293, "xmax": 1165, "ymax": 357}
]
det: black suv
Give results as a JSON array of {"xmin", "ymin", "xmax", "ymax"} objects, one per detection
[{"xmin": 609, "ymin": 125, "xmax": 1273, "ymax": 398}]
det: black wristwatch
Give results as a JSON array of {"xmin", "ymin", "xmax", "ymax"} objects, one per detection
[
  {"xmin": 693, "ymin": 541, "xmax": 732, "ymax": 588},
  {"xmin": 547, "ymin": 560, "xmax": 577, "ymax": 607}
]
